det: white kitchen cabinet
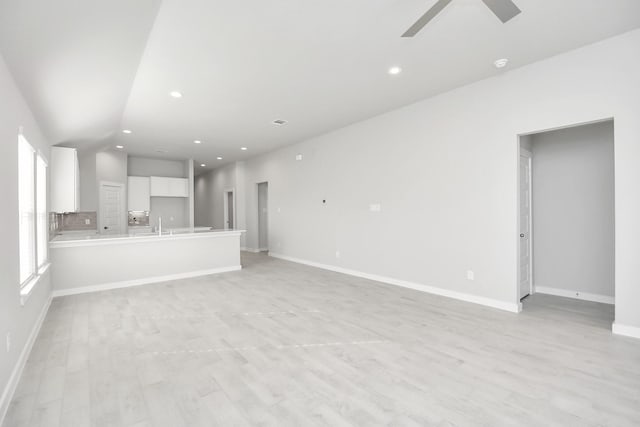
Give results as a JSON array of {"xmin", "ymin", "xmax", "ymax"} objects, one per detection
[
  {"xmin": 127, "ymin": 176, "xmax": 150, "ymax": 211},
  {"xmin": 149, "ymin": 176, "xmax": 189, "ymax": 197},
  {"xmin": 51, "ymin": 146, "xmax": 79, "ymax": 212}
]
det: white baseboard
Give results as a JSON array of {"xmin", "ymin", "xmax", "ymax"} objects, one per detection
[
  {"xmin": 612, "ymin": 323, "xmax": 640, "ymax": 339},
  {"xmin": 0, "ymin": 296, "xmax": 52, "ymax": 425},
  {"xmin": 269, "ymin": 253, "xmax": 520, "ymax": 313},
  {"xmin": 52, "ymin": 265, "xmax": 242, "ymax": 298},
  {"xmin": 241, "ymin": 247, "xmax": 261, "ymax": 253},
  {"xmin": 535, "ymin": 286, "xmax": 614, "ymax": 305}
]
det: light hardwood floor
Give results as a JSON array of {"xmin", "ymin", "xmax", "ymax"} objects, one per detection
[{"xmin": 3, "ymin": 252, "xmax": 640, "ymax": 426}]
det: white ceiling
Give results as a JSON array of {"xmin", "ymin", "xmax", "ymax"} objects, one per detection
[
  {"xmin": 0, "ymin": 0, "xmax": 161, "ymax": 150},
  {"xmin": 2, "ymin": 0, "xmax": 640, "ymax": 172}
]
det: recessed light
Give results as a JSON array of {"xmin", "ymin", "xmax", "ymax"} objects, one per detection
[
  {"xmin": 241, "ymin": 147, "xmax": 247, "ymax": 151},
  {"xmin": 116, "ymin": 145, "xmax": 124, "ymax": 149},
  {"xmin": 194, "ymin": 140, "xmax": 202, "ymax": 144},
  {"xmin": 122, "ymin": 129, "xmax": 132, "ymax": 134},
  {"xmin": 170, "ymin": 91, "xmax": 183, "ymax": 98},
  {"xmin": 217, "ymin": 156, "xmax": 223, "ymax": 160},
  {"xmin": 200, "ymin": 163, "xmax": 206, "ymax": 167},
  {"xmin": 494, "ymin": 58, "xmax": 509, "ymax": 69},
  {"xmin": 272, "ymin": 119, "xmax": 287, "ymax": 126},
  {"xmin": 388, "ymin": 66, "xmax": 402, "ymax": 75}
]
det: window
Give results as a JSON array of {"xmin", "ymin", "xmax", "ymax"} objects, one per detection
[
  {"xmin": 36, "ymin": 156, "xmax": 48, "ymax": 268},
  {"xmin": 18, "ymin": 135, "xmax": 35, "ymax": 284},
  {"xmin": 18, "ymin": 133, "xmax": 48, "ymax": 294}
]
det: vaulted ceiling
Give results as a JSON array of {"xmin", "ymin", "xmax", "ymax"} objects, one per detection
[{"xmin": 1, "ymin": 0, "xmax": 640, "ymax": 172}]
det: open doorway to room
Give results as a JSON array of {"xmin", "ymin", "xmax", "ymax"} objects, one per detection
[
  {"xmin": 223, "ymin": 189, "xmax": 235, "ymax": 230},
  {"xmin": 518, "ymin": 120, "xmax": 615, "ymax": 328},
  {"xmin": 257, "ymin": 182, "xmax": 269, "ymax": 252}
]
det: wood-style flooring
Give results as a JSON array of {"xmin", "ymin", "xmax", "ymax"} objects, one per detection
[{"xmin": 3, "ymin": 252, "xmax": 640, "ymax": 426}]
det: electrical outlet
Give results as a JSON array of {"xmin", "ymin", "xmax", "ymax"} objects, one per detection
[
  {"xmin": 6, "ymin": 332, "xmax": 11, "ymax": 353},
  {"xmin": 369, "ymin": 204, "xmax": 381, "ymax": 212},
  {"xmin": 335, "ymin": 251, "xmax": 341, "ymax": 259},
  {"xmin": 85, "ymin": 219, "xmax": 91, "ymax": 225},
  {"xmin": 467, "ymin": 270, "xmax": 475, "ymax": 281}
]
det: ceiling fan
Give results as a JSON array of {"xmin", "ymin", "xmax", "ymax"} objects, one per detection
[{"xmin": 402, "ymin": 0, "xmax": 521, "ymax": 37}]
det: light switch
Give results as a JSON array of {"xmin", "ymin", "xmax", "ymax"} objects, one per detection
[
  {"xmin": 369, "ymin": 204, "xmax": 382, "ymax": 212},
  {"xmin": 467, "ymin": 270, "xmax": 475, "ymax": 281}
]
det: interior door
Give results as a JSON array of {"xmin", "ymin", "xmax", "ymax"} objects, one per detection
[
  {"xmin": 100, "ymin": 182, "xmax": 124, "ymax": 235},
  {"xmin": 519, "ymin": 152, "xmax": 532, "ymax": 299}
]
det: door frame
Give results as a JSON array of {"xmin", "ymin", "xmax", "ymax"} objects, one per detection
[
  {"xmin": 515, "ymin": 116, "xmax": 615, "ymax": 313},
  {"xmin": 518, "ymin": 148, "xmax": 533, "ymax": 301},
  {"xmin": 256, "ymin": 181, "xmax": 269, "ymax": 251},
  {"xmin": 223, "ymin": 188, "xmax": 236, "ymax": 230},
  {"xmin": 98, "ymin": 181, "xmax": 126, "ymax": 235}
]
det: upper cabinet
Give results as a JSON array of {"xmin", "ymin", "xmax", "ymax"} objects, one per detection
[
  {"xmin": 51, "ymin": 147, "xmax": 79, "ymax": 213},
  {"xmin": 128, "ymin": 176, "xmax": 150, "ymax": 211},
  {"xmin": 149, "ymin": 176, "xmax": 189, "ymax": 198}
]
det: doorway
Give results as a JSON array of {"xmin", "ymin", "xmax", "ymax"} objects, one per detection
[
  {"xmin": 518, "ymin": 120, "xmax": 615, "ymax": 317},
  {"xmin": 519, "ymin": 149, "xmax": 532, "ymax": 300},
  {"xmin": 98, "ymin": 181, "xmax": 125, "ymax": 235},
  {"xmin": 257, "ymin": 182, "xmax": 269, "ymax": 252},
  {"xmin": 223, "ymin": 189, "xmax": 235, "ymax": 230}
]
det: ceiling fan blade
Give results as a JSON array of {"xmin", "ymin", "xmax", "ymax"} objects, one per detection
[
  {"xmin": 401, "ymin": 0, "xmax": 453, "ymax": 38},
  {"xmin": 481, "ymin": 0, "xmax": 521, "ymax": 23}
]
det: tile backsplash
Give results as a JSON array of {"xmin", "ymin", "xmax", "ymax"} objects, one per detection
[
  {"xmin": 49, "ymin": 212, "xmax": 60, "ymax": 237},
  {"xmin": 50, "ymin": 211, "xmax": 97, "ymax": 234},
  {"xmin": 128, "ymin": 211, "xmax": 150, "ymax": 226}
]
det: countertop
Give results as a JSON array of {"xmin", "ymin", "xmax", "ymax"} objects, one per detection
[{"xmin": 50, "ymin": 228, "xmax": 245, "ymax": 248}]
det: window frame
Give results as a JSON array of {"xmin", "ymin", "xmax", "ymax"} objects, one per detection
[{"xmin": 18, "ymin": 132, "xmax": 49, "ymax": 305}]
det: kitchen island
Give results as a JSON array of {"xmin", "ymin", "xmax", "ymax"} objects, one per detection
[{"xmin": 50, "ymin": 228, "xmax": 244, "ymax": 296}]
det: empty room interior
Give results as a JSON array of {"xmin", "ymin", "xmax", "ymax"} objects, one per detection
[{"xmin": 1, "ymin": 1, "xmax": 640, "ymax": 426}]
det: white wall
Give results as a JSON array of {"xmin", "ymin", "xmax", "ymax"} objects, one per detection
[
  {"xmin": 128, "ymin": 156, "xmax": 190, "ymax": 228},
  {"xmin": 0, "ymin": 55, "xmax": 51, "ymax": 418},
  {"xmin": 234, "ymin": 161, "xmax": 247, "ymax": 247},
  {"xmin": 531, "ymin": 121, "xmax": 615, "ymax": 299},
  {"xmin": 240, "ymin": 29, "xmax": 640, "ymax": 329},
  {"xmin": 78, "ymin": 148, "xmax": 97, "ymax": 211},
  {"xmin": 128, "ymin": 156, "xmax": 185, "ymax": 178},
  {"xmin": 194, "ymin": 163, "xmax": 237, "ymax": 228},
  {"xmin": 96, "ymin": 149, "xmax": 127, "ymax": 184}
]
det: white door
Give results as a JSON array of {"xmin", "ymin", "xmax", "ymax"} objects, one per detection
[
  {"xmin": 258, "ymin": 182, "xmax": 269, "ymax": 251},
  {"xmin": 519, "ymin": 151, "xmax": 532, "ymax": 299},
  {"xmin": 99, "ymin": 182, "xmax": 124, "ymax": 235}
]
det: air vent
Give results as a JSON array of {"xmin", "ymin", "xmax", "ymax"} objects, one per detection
[{"xmin": 273, "ymin": 119, "xmax": 287, "ymax": 126}]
